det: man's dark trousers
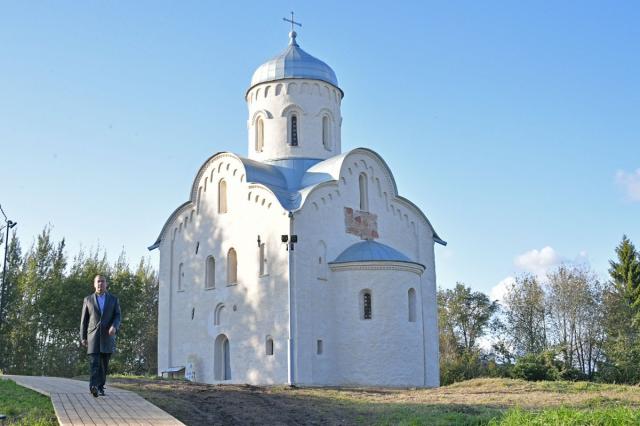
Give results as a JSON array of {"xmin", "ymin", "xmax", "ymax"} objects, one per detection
[{"xmin": 90, "ymin": 353, "xmax": 111, "ymax": 390}]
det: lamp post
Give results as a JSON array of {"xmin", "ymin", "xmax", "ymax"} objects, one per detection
[{"xmin": 0, "ymin": 219, "xmax": 17, "ymax": 334}]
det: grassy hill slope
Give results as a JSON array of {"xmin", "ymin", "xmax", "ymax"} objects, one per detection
[{"xmin": 109, "ymin": 376, "xmax": 640, "ymax": 425}]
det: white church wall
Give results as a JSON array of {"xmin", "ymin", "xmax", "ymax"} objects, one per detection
[
  {"xmin": 291, "ymin": 149, "xmax": 439, "ymax": 387},
  {"xmin": 157, "ymin": 154, "xmax": 293, "ymax": 385},
  {"xmin": 246, "ymin": 79, "xmax": 342, "ymax": 162},
  {"xmin": 419, "ymin": 225, "xmax": 440, "ymax": 387},
  {"xmin": 157, "ymin": 230, "xmax": 176, "ymax": 374},
  {"xmin": 330, "ymin": 267, "xmax": 425, "ymax": 386},
  {"xmin": 288, "ymin": 185, "xmax": 343, "ymax": 385}
]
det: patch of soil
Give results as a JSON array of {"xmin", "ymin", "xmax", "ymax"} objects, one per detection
[
  {"xmin": 109, "ymin": 378, "xmax": 376, "ymax": 426},
  {"xmin": 109, "ymin": 377, "xmax": 640, "ymax": 425}
]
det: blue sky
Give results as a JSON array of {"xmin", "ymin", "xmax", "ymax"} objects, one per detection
[{"xmin": 1, "ymin": 1, "xmax": 638, "ymax": 298}]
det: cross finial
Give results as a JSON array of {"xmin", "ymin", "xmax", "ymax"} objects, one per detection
[
  {"xmin": 283, "ymin": 11, "xmax": 302, "ymax": 32},
  {"xmin": 282, "ymin": 11, "xmax": 302, "ymax": 44}
]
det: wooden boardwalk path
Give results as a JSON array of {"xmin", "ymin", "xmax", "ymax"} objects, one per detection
[{"xmin": 4, "ymin": 375, "xmax": 184, "ymax": 425}]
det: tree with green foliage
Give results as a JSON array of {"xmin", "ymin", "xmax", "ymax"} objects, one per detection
[
  {"xmin": 107, "ymin": 255, "xmax": 158, "ymax": 375},
  {"xmin": 608, "ymin": 235, "xmax": 640, "ymax": 309},
  {"xmin": 438, "ymin": 283, "xmax": 499, "ymax": 384},
  {"xmin": 502, "ymin": 274, "xmax": 547, "ymax": 356},
  {"xmin": 546, "ymin": 265, "xmax": 603, "ymax": 379},
  {"xmin": 0, "ymin": 226, "xmax": 159, "ymax": 377},
  {"xmin": 440, "ymin": 283, "xmax": 498, "ymax": 352},
  {"xmin": 0, "ymin": 230, "xmax": 22, "ymax": 372},
  {"xmin": 598, "ymin": 235, "xmax": 640, "ymax": 384}
]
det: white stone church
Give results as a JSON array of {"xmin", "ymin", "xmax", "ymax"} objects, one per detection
[{"xmin": 149, "ymin": 28, "xmax": 446, "ymax": 387}]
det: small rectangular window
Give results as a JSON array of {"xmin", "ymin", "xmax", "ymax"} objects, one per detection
[{"xmin": 317, "ymin": 339, "xmax": 323, "ymax": 355}]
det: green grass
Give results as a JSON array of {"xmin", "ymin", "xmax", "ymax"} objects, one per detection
[
  {"xmin": 371, "ymin": 405, "xmax": 640, "ymax": 426},
  {"xmin": 0, "ymin": 379, "xmax": 57, "ymax": 426},
  {"xmin": 492, "ymin": 406, "xmax": 640, "ymax": 425},
  {"xmin": 374, "ymin": 405, "xmax": 502, "ymax": 426},
  {"xmin": 369, "ymin": 405, "xmax": 640, "ymax": 425}
]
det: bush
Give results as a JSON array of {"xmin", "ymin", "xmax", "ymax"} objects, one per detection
[
  {"xmin": 512, "ymin": 352, "xmax": 560, "ymax": 381},
  {"xmin": 440, "ymin": 351, "xmax": 485, "ymax": 385},
  {"xmin": 559, "ymin": 367, "xmax": 587, "ymax": 381},
  {"xmin": 440, "ymin": 351, "xmax": 513, "ymax": 385}
]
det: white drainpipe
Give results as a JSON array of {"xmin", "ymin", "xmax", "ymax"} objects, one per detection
[{"xmin": 287, "ymin": 211, "xmax": 296, "ymax": 385}]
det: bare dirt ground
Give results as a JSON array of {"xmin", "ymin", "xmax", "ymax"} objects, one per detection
[
  {"xmin": 109, "ymin": 377, "xmax": 640, "ymax": 426},
  {"xmin": 110, "ymin": 378, "xmax": 387, "ymax": 425}
]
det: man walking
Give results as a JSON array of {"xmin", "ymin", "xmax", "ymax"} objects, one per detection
[{"xmin": 80, "ymin": 274, "xmax": 121, "ymax": 397}]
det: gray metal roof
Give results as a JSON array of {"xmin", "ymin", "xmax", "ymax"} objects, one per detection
[
  {"xmin": 249, "ymin": 31, "xmax": 340, "ymax": 91},
  {"xmin": 331, "ymin": 240, "xmax": 415, "ymax": 264}
]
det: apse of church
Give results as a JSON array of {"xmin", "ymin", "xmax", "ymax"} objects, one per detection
[{"xmin": 150, "ymin": 20, "xmax": 445, "ymax": 387}]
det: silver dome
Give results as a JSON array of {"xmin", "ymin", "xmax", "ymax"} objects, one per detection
[{"xmin": 249, "ymin": 31, "xmax": 339, "ymax": 91}]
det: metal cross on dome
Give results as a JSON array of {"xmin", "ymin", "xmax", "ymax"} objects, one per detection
[{"xmin": 283, "ymin": 11, "xmax": 302, "ymax": 32}]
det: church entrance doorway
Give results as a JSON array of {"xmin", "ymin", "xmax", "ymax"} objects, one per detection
[{"xmin": 214, "ymin": 334, "xmax": 231, "ymax": 380}]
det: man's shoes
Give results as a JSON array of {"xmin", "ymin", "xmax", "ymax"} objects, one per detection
[
  {"xmin": 90, "ymin": 386, "xmax": 99, "ymax": 398},
  {"xmin": 98, "ymin": 387, "xmax": 105, "ymax": 396}
]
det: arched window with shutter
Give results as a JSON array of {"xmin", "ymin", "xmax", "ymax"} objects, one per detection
[
  {"xmin": 322, "ymin": 115, "xmax": 331, "ymax": 150},
  {"xmin": 205, "ymin": 256, "xmax": 215, "ymax": 289},
  {"xmin": 218, "ymin": 179, "xmax": 227, "ymax": 213},
  {"xmin": 359, "ymin": 173, "xmax": 368, "ymax": 211},
  {"xmin": 227, "ymin": 248, "xmax": 237, "ymax": 284},
  {"xmin": 408, "ymin": 288, "xmax": 416, "ymax": 322},
  {"xmin": 255, "ymin": 117, "xmax": 264, "ymax": 152},
  {"xmin": 177, "ymin": 262, "xmax": 184, "ymax": 291},
  {"xmin": 265, "ymin": 336, "xmax": 274, "ymax": 356}
]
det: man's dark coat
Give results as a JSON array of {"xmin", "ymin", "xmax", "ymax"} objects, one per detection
[{"xmin": 80, "ymin": 292, "xmax": 121, "ymax": 354}]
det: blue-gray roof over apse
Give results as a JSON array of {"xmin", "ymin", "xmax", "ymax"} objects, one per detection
[
  {"xmin": 249, "ymin": 31, "xmax": 341, "ymax": 94},
  {"xmin": 331, "ymin": 240, "xmax": 423, "ymax": 266}
]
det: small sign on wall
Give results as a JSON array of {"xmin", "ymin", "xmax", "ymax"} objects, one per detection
[
  {"xmin": 185, "ymin": 362, "xmax": 196, "ymax": 381},
  {"xmin": 344, "ymin": 207, "xmax": 379, "ymax": 240},
  {"xmin": 185, "ymin": 354, "xmax": 200, "ymax": 382}
]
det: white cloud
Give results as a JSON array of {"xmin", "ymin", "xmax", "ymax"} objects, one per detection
[
  {"xmin": 514, "ymin": 246, "xmax": 563, "ymax": 277},
  {"xmin": 490, "ymin": 276, "xmax": 515, "ymax": 304},
  {"xmin": 616, "ymin": 169, "xmax": 640, "ymax": 202}
]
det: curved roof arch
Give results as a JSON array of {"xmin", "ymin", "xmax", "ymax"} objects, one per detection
[
  {"xmin": 150, "ymin": 148, "xmax": 445, "ymax": 250},
  {"xmin": 150, "ymin": 152, "xmax": 288, "ymax": 250},
  {"xmin": 298, "ymin": 148, "xmax": 446, "ymax": 245}
]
